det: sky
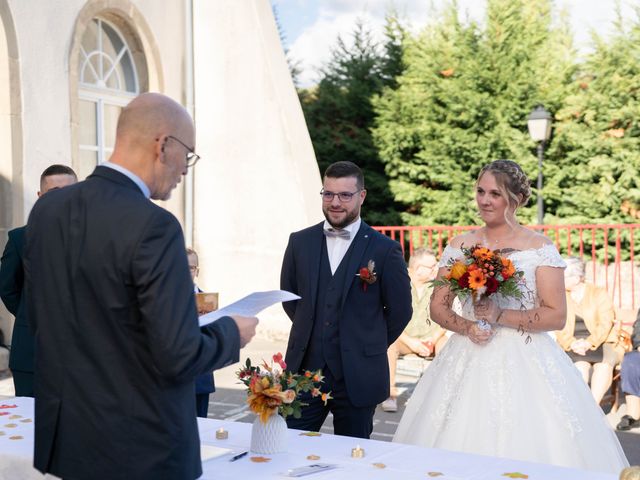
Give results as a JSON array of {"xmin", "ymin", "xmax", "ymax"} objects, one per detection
[{"xmin": 270, "ymin": 0, "xmax": 637, "ymax": 87}]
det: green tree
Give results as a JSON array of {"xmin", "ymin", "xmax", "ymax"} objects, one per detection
[
  {"xmin": 373, "ymin": 0, "xmax": 575, "ymax": 226},
  {"xmin": 299, "ymin": 16, "xmax": 407, "ymax": 225},
  {"xmin": 550, "ymin": 7, "xmax": 640, "ymax": 225}
]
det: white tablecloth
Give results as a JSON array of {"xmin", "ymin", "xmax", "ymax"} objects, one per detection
[{"xmin": 0, "ymin": 397, "xmax": 618, "ymax": 480}]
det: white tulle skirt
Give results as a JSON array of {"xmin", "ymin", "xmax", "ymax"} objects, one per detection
[{"xmin": 393, "ymin": 326, "xmax": 629, "ymax": 474}]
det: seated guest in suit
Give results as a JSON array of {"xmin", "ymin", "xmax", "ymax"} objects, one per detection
[
  {"xmin": 187, "ymin": 247, "xmax": 216, "ymax": 418},
  {"xmin": 381, "ymin": 248, "xmax": 447, "ymax": 413},
  {"xmin": 617, "ymin": 310, "xmax": 640, "ymax": 431},
  {"xmin": 281, "ymin": 160, "xmax": 412, "ymax": 439},
  {"xmin": 555, "ymin": 256, "xmax": 618, "ymax": 405},
  {"xmin": 0, "ymin": 164, "xmax": 77, "ymax": 397}
]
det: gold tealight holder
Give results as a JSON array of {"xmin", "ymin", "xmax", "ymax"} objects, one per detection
[
  {"xmin": 620, "ymin": 466, "xmax": 640, "ymax": 480},
  {"xmin": 351, "ymin": 445, "xmax": 365, "ymax": 458},
  {"xmin": 215, "ymin": 428, "xmax": 228, "ymax": 440}
]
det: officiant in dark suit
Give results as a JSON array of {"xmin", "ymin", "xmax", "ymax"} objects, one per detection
[
  {"xmin": 281, "ymin": 161, "xmax": 412, "ymax": 438},
  {"xmin": 24, "ymin": 92, "xmax": 258, "ymax": 480}
]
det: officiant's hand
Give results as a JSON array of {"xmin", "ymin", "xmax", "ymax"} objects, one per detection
[
  {"xmin": 232, "ymin": 315, "xmax": 259, "ymax": 347},
  {"xmin": 473, "ymin": 297, "xmax": 501, "ymax": 325}
]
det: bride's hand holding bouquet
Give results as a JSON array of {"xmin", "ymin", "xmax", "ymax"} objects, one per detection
[{"xmin": 433, "ymin": 244, "xmax": 523, "ymax": 343}]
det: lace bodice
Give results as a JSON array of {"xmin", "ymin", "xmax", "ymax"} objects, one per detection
[{"xmin": 439, "ymin": 243, "xmax": 566, "ymax": 312}]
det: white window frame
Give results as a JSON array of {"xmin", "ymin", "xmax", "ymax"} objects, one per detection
[{"xmin": 78, "ymin": 18, "xmax": 139, "ymax": 166}]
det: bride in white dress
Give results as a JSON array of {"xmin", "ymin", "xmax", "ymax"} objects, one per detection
[{"xmin": 393, "ymin": 160, "xmax": 628, "ymax": 473}]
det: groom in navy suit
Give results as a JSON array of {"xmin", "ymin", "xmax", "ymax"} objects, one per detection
[{"xmin": 281, "ymin": 161, "xmax": 412, "ymax": 438}]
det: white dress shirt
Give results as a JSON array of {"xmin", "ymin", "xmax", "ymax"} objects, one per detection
[
  {"xmin": 102, "ymin": 161, "xmax": 151, "ymax": 198},
  {"xmin": 323, "ymin": 218, "xmax": 361, "ymax": 275}
]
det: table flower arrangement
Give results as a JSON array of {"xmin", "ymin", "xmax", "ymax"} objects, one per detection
[{"xmin": 236, "ymin": 353, "xmax": 331, "ymax": 454}]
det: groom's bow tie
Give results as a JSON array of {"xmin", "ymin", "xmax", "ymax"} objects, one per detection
[{"xmin": 323, "ymin": 228, "xmax": 351, "ymax": 240}]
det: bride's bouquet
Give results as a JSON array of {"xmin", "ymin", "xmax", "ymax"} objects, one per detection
[
  {"xmin": 433, "ymin": 245, "xmax": 524, "ymax": 330},
  {"xmin": 434, "ymin": 244, "xmax": 524, "ymax": 303}
]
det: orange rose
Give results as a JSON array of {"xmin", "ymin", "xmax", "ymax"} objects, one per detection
[
  {"xmin": 501, "ymin": 258, "xmax": 515, "ymax": 279},
  {"xmin": 248, "ymin": 385, "xmax": 284, "ymax": 423},
  {"xmin": 281, "ymin": 389, "xmax": 296, "ymax": 404},
  {"xmin": 449, "ymin": 261, "xmax": 467, "ymax": 280}
]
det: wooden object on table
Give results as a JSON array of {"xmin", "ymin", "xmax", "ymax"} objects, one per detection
[
  {"xmin": 196, "ymin": 292, "xmax": 219, "ymax": 315},
  {"xmin": 620, "ymin": 467, "xmax": 640, "ymax": 480}
]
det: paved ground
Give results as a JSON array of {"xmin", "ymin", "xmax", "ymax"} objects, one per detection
[{"xmin": 1, "ymin": 336, "xmax": 638, "ymax": 465}]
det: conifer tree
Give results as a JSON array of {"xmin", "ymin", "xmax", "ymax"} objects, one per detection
[
  {"xmin": 373, "ymin": 0, "xmax": 575, "ymax": 225},
  {"xmin": 551, "ymin": 9, "xmax": 640, "ymax": 224},
  {"xmin": 299, "ymin": 17, "xmax": 407, "ymax": 225}
]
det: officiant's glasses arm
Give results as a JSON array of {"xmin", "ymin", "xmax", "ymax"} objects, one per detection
[
  {"xmin": 320, "ymin": 189, "xmax": 362, "ymax": 202},
  {"xmin": 165, "ymin": 135, "xmax": 200, "ymax": 168}
]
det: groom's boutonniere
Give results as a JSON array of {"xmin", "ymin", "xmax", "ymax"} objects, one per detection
[{"xmin": 356, "ymin": 260, "xmax": 377, "ymax": 291}]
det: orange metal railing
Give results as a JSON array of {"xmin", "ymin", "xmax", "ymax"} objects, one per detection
[{"xmin": 373, "ymin": 224, "xmax": 640, "ymax": 316}]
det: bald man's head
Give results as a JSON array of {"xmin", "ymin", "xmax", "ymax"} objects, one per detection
[
  {"xmin": 115, "ymin": 93, "xmax": 191, "ymax": 146},
  {"xmin": 110, "ymin": 93, "xmax": 195, "ymax": 201}
]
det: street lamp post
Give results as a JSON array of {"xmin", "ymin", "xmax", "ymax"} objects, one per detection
[{"xmin": 527, "ymin": 105, "xmax": 553, "ymax": 225}]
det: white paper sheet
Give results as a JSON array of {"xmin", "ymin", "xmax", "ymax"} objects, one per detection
[
  {"xmin": 198, "ymin": 290, "xmax": 300, "ymax": 327},
  {"xmin": 200, "ymin": 444, "xmax": 233, "ymax": 462}
]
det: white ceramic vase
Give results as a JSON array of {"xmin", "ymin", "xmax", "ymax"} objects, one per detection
[{"xmin": 250, "ymin": 412, "xmax": 288, "ymax": 454}]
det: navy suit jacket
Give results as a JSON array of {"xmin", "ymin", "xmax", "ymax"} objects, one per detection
[
  {"xmin": 24, "ymin": 166, "xmax": 240, "ymax": 480},
  {"xmin": 0, "ymin": 227, "xmax": 34, "ymax": 376},
  {"xmin": 280, "ymin": 221, "xmax": 412, "ymax": 407},
  {"xmin": 195, "ymin": 287, "xmax": 215, "ymax": 395}
]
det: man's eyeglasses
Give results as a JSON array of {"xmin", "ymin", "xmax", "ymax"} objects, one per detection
[
  {"xmin": 165, "ymin": 135, "xmax": 200, "ymax": 168},
  {"xmin": 320, "ymin": 189, "xmax": 362, "ymax": 202}
]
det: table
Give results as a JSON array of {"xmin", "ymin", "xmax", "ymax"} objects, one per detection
[{"xmin": 0, "ymin": 397, "xmax": 618, "ymax": 480}]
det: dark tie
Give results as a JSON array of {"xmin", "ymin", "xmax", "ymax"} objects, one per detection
[{"xmin": 323, "ymin": 228, "xmax": 351, "ymax": 240}]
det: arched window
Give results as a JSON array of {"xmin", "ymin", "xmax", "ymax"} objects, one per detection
[{"xmin": 77, "ymin": 18, "xmax": 139, "ymax": 179}]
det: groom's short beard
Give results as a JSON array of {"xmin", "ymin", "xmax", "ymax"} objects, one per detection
[{"xmin": 323, "ymin": 206, "xmax": 359, "ymax": 229}]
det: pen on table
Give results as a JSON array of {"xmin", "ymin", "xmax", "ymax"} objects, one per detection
[{"xmin": 229, "ymin": 451, "xmax": 248, "ymax": 462}]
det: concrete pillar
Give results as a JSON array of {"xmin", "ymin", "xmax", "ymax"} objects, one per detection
[{"xmin": 193, "ymin": 0, "xmax": 321, "ymax": 339}]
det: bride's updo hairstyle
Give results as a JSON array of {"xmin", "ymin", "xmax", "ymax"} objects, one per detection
[{"xmin": 477, "ymin": 160, "xmax": 531, "ymax": 215}]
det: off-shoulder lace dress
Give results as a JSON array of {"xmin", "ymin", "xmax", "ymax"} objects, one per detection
[{"xmin": 393, "ymin": 244, "xmax": 628, "ymax": 473}]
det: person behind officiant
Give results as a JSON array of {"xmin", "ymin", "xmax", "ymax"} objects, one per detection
[
  {"xmin": 24, "ymin": 92, "xmax": 258, "ymax": 480},
  {"xmin": 0, "ymin": 164, "xmax": 77, "ymax": 398},
  {"xmin": 555, "ymin": 256, "xmax": 618, "ymax": 405},
  {"xmin": 187, "ymin": 248, "xmax": 216, "ymax": 418},
  {"xmin": 280, "ymin": 160, "xmax": 412, "ymax": 439},
  {"xmin": 381, "ymin": 247, "xmax": 447, "ymax": 413}
]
